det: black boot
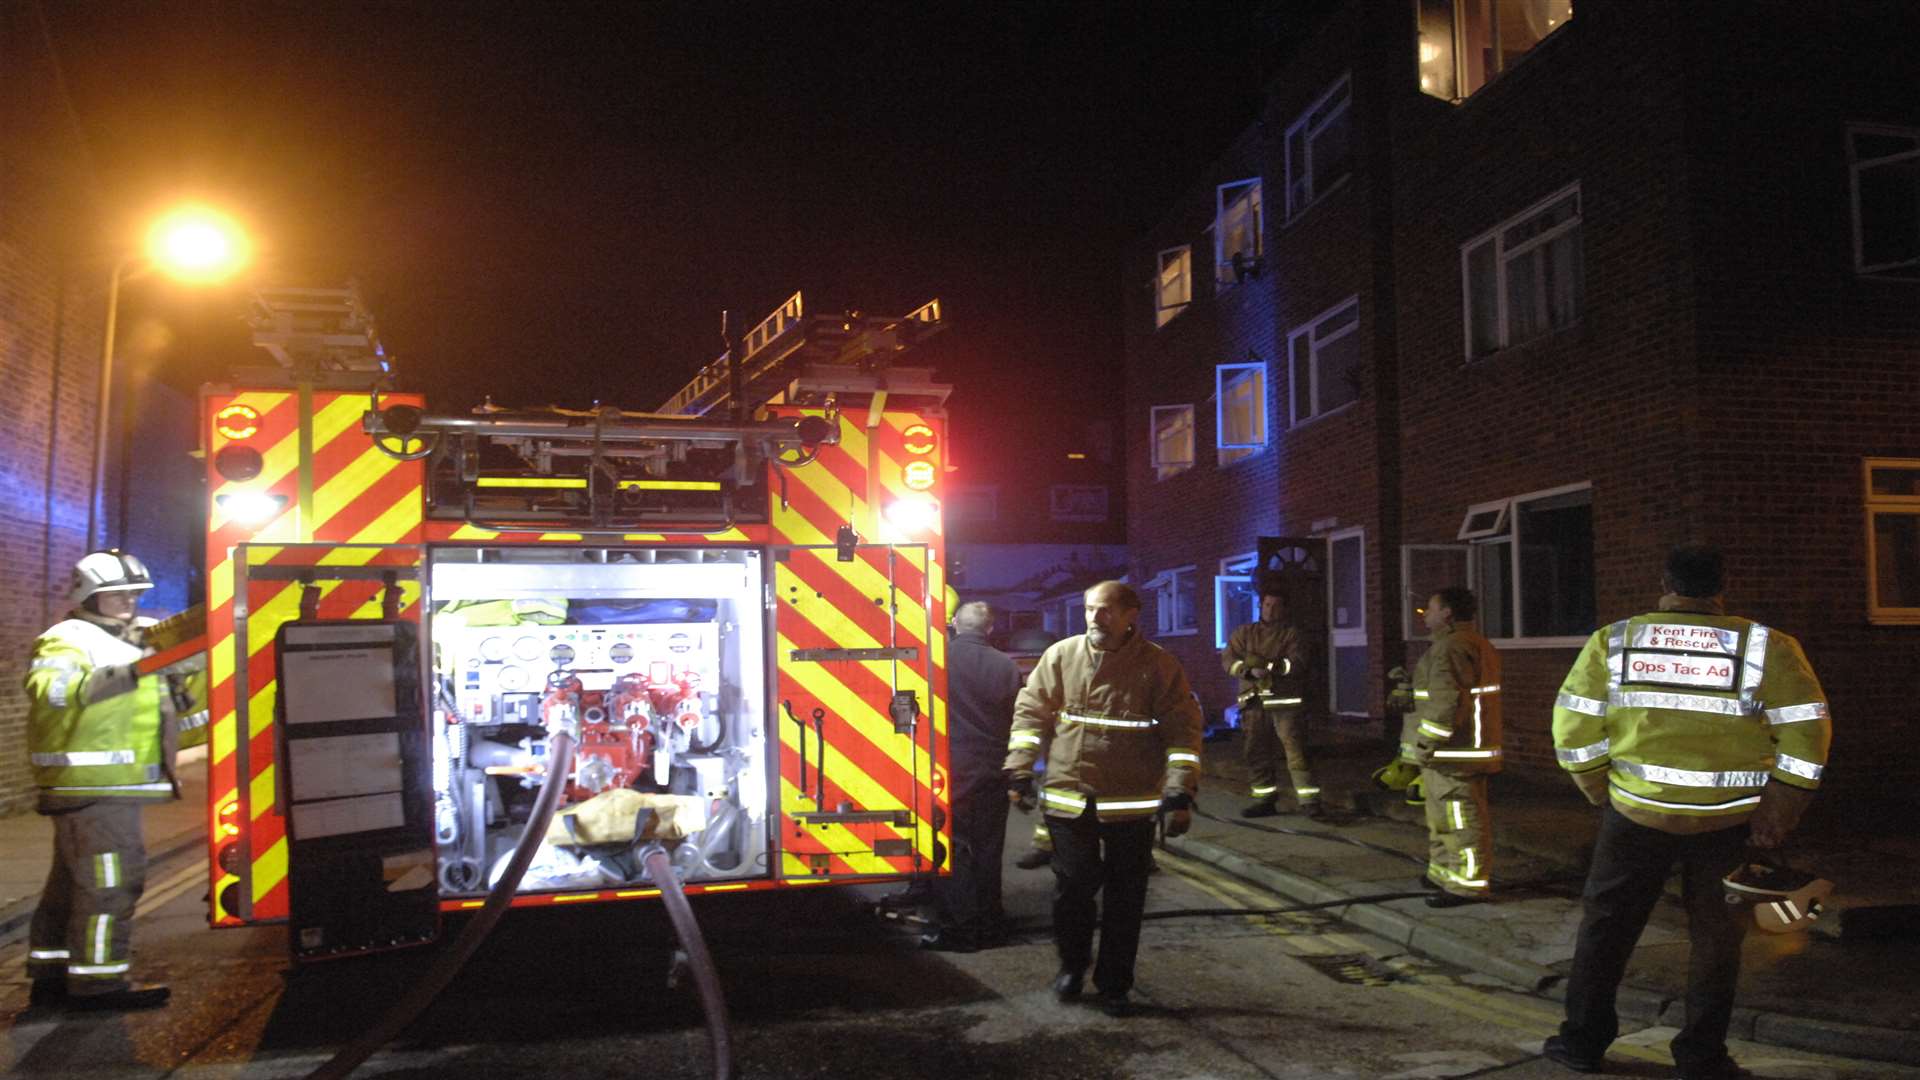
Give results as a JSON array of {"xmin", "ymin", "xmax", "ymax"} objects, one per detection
[
  {"xmin": 1241, "ymin": 797, "xmax": 1279, "ymax": 818},
  {"xmin": 1014, "ymin": 848, "xmax": 1052, "ymax": 869}
]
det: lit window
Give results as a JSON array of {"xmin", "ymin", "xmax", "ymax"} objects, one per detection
[
  {"xmin": 1215, "ymin": 361, "xmax": 1267, "ymax": 466},
  {"xmin": 1287, "ymin": 296, "xmax": 1361, "ymax": 426},
  {"xmin": 1462, "ymin": 183, "xmax": 1583, "ymax": 359},
  {"xmin": 1049, "ymin": 485, "xmax": 1109, "ymax": 523},
  {"xmin": 1866, "ymin": 458, "xmax": 1920, "ymax": 623},
  {"xmin": 1156, "ymin": 246, "xmax": 1192, "ymax": 328},
  {"xmin": 1285, "ymin": 74, "xmax": 1353, "ymax": 220},
  {"xmin": 1144, "ymin": 566, "xmax": 1199, "ymax": 637},
  {"xmin": 1416, "ymin": 0, "xmax": 1573, "ymax": 103},
  {"xmin": 1464, "ymin": 483, "xmax": 1594, "ymax": 642},
  {"xmin": 1214, "ymin": 551, "xmax": 1259, "ymax": 648},
  {"xmin": 1850, "ymin": 125, "xmax": 1920, "ymax": 279},
  {"xmin": 1214, "ymin": 180, "xmax": 1263, "ymax": 288},
  {"xmin": 1150, "ymin": 404, "xmax": 1195, "ymax": 480}
]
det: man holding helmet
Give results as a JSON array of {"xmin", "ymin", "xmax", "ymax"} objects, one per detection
[
  {"xmin": 21, "ymin": 551, "xmax": 181, "ymax": 1011},
  {"xmin": 1544, "ymin": 544, "xmax": 1831, "ymax": 1080}
]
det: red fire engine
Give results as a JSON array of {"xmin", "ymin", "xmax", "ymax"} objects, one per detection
[{"xmin": 197, "ymin": 285, "xmax": 954, "ymax": 959}]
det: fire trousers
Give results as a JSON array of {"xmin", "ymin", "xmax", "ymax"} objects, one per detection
[
  {"xmin": 1421, "ymin": 768, "xmax": 1490, "ymax": 896},
  {"xmin": 1046, "ymin": 804, "xmax": 1155, "ymax": 996},
  {"xmin": 27, "ymin": 800, "xmax": 148, "ymax": 995},
  {"xmin": 933, "ymin": 777, "xmax": 1010, "ymax": 940},
  {"xmin": 1243, "ymin": 704, "xmax": 1317, "ymax": 804},
  {"xmin": 1559, "ymin": 806, "xmax": 1750, "ymax": 1075}
]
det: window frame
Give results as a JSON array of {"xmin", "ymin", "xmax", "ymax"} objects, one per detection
[
  {"xmin": 1150, "ymin": 404, "xmax": 1195, "ymax": 480},
  {"xmin": 1286, "ymin": 295, "xmax": 1362, "ymax": 427},
  {"xmin": 1213, "ymin": 550, "xmax": 1259, "ymax": 649},
  {"xmin": 1284, "ymin": 73, "xmax": 1353, "ymax": 221},
  {"xmin": 1215, "ymin": 361, "xmax": 1268, "ymax": 466},
  {"xmin": 1144, "ymin": 565, "xmax": 1200, "ymax": 638},
  {"xmin": 1400, "ymin": 543, "xmax": 1472, "ymax": 642},
  {"xmin": 1155, "ymin": 245, "xmax": 1194, "ymax": 328},
  {"xmin": 1865, "ymin": 456, "xmax": 1920, "ymax": 624},
  {"xmin": 1213, "ymin": 179, "xmax": 1264, "ymax": 288},
  {"xmin": 1048, "ymin": 484, "xmax": 1110, "ymax": 523},
  {"xmin": 1465, "ymin": 480, "xmax": 1593, "ymax": 648},
  {"xmin": 1416, "ymin": 0, "xmax": 1573, "ymax": 103},
  {"xmin": 1456, "ymin": 498, "xmax": 1510, "ymax": 540},
  {"xmin": 1460, "ymin": 181, "xmax": 1583, "ymax": 359},
  {"xmin": 1848, "ymin": 123, "xmax": 1920, "ymax": 280}
]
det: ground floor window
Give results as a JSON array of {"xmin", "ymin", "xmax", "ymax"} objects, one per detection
[
  {"xmin": 1444, "ymin": 482, "xmax": 1594, "ymax": 644},
  {"xmin": 1145, "ymin": 565, "xmax": 1199, "ymax": 637},
  {"xmin": 1867, "ymin": 458, "xmax": 1920, "ymax": 623}
]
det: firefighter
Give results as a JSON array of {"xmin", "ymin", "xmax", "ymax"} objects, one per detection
[
  {"xmin": 1004, "ymin": 581, "xmax": 1203, "ymax": 1017},
  {"xmin": 1409, "ymin": 586, "xmax": 1502, "ymax": 908},
  {"xmin": 1543, "ymin": 545, "xmax": 1830, "ymax": 1080},
  {"xmin": 921, "ymin": 601, "xmax": 1022, "ymax": 952},
  {"xmin": 21, "ymin": 551, "xmax": 180, "ymax": 1011},
  {"xmin": 1222, "ymin": 583, "xmax": 1323, "ymax": 819}
]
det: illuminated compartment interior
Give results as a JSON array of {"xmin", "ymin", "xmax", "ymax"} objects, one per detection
[{"xmin": 427, "ymin": 546, "xmax": 769, "ymax": 896}]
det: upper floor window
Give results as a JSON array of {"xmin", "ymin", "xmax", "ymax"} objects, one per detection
[
  {"xmin": 1214, "ymin": 180, "xmax": 1264, "ymax": 288},
  {"xmin": 1049, "ymin": 485, "xmax": 1109, "ymax": 523},
  {"xmin": 1215, "ymin": 361, "xmax": 1267, "ymax": 466},
  {"xmin": 1150, "ymin": 404, "xmax": 1194, "ymax": 480},
  {"xmin": 1417, "ymin": 0, "xmax": 1573, "ymax": 103},
  {"xmin": 1145, "ymin": 565, "xmax": 1199, "ymax": 637},
  {"xmin": 1850, "ymin": 124, "xmax": 1920, "ymax": 279},
  {"xmin": 1462, "ymin": 183, "xmax": 1583, "ymax": 359},
  {"xmin": 1287, "ymin": 296, "xmax": 1361, "ymax": 426},
  {"xmin": 1866, "ymin": 458, "xmax": 1920, "ymax": 623},
  {"xmin": 1156, "ymin": 246, "xmax": 1193, "ymax": 327},
  {"xmin": 1285, "ymin": 74, "xmax": 1353, "ymax": 220}
]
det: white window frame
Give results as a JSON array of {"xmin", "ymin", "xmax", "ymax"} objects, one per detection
[
  {"xmin": 1284, "ymin": 73, "xmax": 1352, "ymax": 221},
  {"xmin": 1468, "ymin": 480, "xmax": 1593, "ymax": 649},
  {"xmin": 1865, "ymin": 457, "xmax": 1920, "ymax": 624},
  {"xmin": 1213, "ymin": 550, "xmax": 1259, "ymax": 648},
  {"xmin": 1213, "ymin": 179, "xmax": 1263, "ymax": 288},
  {"xmin": 1155, "ymin": 245, "xmax": 1194, "ymax": 327},
  {"xmin": 1287, "ymin": 295, "xmax": 1361, "ymax": 427},
  {"xmin": 1150, "ymin": 404, "xmax": 1195, "ymax": 480},
  {"xmin": 1400, "ymin": 544, "xmax": 1472, "ymax": 642},
  {"xmin": 1215, "ymin": 361, "xmax": 1267, "ymax": 466},
  {"xmin": 1456, "ymin": 498, "xmax": 1510, "ymax": 540},
  {"xmin": 1048, "ymin": 485, "xmax": 1109, "ymax": 523},
  {"xmin": 1144, "ymin": 565, "xmax": 1199, "ymax": 637},
  {"xmin": 1849, "ymin": 123, "xmax": 1920, "ymax": 280},
  {"xmin": 1323, "ymin": 526, "xmax": 1368, "ymax": 717},
  {"xmin": 1461, "ymin": 182, "xmax": 1583, "ymax": 359}
]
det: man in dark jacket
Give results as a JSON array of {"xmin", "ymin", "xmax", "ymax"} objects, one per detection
[{"xmin": 921, "ymin": 601, "xmax": 1023, "ymax": 951}]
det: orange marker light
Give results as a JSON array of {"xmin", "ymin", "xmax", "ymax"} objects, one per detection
[
  {"xmin": 901, "ymin": 423, "xmax": 936, "ymax": 456},
  {"xmin": 215, "ymin": 404, "xmax": 260, "ymax": 440},
  {"xmin": 903, "ymin": 460, "xmax": 937, "ymax": 491}
]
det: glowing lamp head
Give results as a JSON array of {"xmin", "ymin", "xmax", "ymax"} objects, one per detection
[
  {"xmin": 215, "ymin": 491, "xmax": 289, "ymax": 528},
  {"xmin": 147, "ymin": 205, "xmax": 252, "ymax": 284},
  {"xmin": 214, "ymin": 403, "xmax": 260, "ymax": 440},
  {"xmin": 883, "ymin": 495, "xmax": 940, "ymax": 536},
  {"xmin": 901, "ymin": 423, "xmax": 937, "ymax": 456},
  {"xmin": 902, "ymin": 460, "xmax": 937, "ymax": 491}
]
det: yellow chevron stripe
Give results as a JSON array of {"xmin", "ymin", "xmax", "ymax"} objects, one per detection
[
  {"xmin": 777, "ymin": 778, "xmax": 898, "ymax": 877},
  {"xmin": 249, "ymin": 764, "xmax": 277, "ymax": 821},
  {"xmin": 776, "ymin": 572, "xmax": 931, "ymax": 702},
  {"xmin": 774, "ymin": 673, "xmax": 910, "ymax": 813},
  {"xmin": 310, "ymin": 445, "xmax": 401, "ymax": 532},
  {"xmin": 252, "ymin": 836, "xmax": 287, "ymax": 904},
  {"xmin": 211, "ymin": 396, "xmax": 363, "ymax": 532},
  {"xmin": 211, "ymin": 701, "xmax": 236, "ymax": 765},
  {"xmin": 779, "ymin": 544, "xmax": 929, "ymax": 649}
]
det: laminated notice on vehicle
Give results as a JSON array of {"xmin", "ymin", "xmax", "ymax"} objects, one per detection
[{"xmin": 1623, "ymin": 623, "xmax": 1740, "ymax": 690}]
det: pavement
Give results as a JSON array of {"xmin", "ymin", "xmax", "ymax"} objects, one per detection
[{"xmin": 4, "ymin": 733, "xmax": 1919, "ymax": 1070}]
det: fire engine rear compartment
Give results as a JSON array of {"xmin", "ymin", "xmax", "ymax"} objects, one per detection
[{"xmin": 427, "ymin": 545, "xmax": 771, "ymax": 898}]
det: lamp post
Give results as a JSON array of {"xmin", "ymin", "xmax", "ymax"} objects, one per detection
[{"xmin": 87, "ymin": 205, "xmax": 251, "ymax": 550}]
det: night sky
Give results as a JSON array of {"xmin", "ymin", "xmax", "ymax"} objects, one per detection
[{"xmin": 40, "ymin": 1, "xmax": 1333, "ymax": 465}]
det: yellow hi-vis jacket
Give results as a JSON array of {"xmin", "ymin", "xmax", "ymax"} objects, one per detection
[
  {"xmin": 1221, "ymin": 620, "xmax": 1305, "ymax": 709},
  {"xmin": 1004, "ymin": 629, "xmax": 1203, "ymax": 821},
  {"xmin": 24, "ymin": 614, "xmax": 173, "ymax": 800},
  {"xmin": 1551, "ymin": 595, "xmax": 1831, "ymax": 833},
  {"xmin": 1403, "ymin": 620, "xmax": 1503, "ymax": 774}
]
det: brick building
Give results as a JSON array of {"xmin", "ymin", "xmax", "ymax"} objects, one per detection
[{"xmin": 1125, "ymin": 0, "xmax": 1919, "ymax": 809}]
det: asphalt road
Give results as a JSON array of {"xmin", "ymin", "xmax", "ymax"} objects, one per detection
[{"xmin": 3, "ymin": 837, "xmax": 1913, "ymax": 1079}]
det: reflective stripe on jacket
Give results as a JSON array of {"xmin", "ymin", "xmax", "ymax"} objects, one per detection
[
  {"xmin": 1004, "ymin": 630, "xmax": 1203, "ymax": 821},
  {"xmin": 24, "ymin": 617, "xmax": 170, "ymax": 799},
  {"xmin": 1403, "ymin": 621, "xmax": 1502, "ymax": 774},
  {"xmin": 1551, "ymin": 595, "xmax": 1830, "ymax": 833},
  {"xmin": 1221, "ymin": 620, "xmax": 1306, "ymax": 708}
]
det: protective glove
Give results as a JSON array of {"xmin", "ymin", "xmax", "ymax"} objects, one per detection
[
  {"xmin": 1246, "ymin": 666, "xmax": 1269, "ymax": 682},
  {"xmin": 1385, "ymin": 666, "xmax": 1414, "ymax": 713},
  {"xmin": 1370, "ymin": 758, "xmax": 1419, "ymax": 793},
  {"xmin": 1404, "ymin": 774, "xmax": 1426, "ymax": 807},
  {"xmin": 1005, "ymin": 771, "xmax": 1037, "ymax": 812},
  {"xmin": 1159, "ymin": 792, "xmax": 1193, "ymax": 812},
  {"xmin": 1165, "ymin": 809, "xmax": 1193, "ymax": 838}
]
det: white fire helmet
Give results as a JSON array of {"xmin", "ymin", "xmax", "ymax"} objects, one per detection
[
  {"xmin": 1722, "ymin": 857, "xmax": 1835, "ymax": 934},
  {"xmin": 70, "ymin": 550, "xmax": 155, "ymax": 606}
]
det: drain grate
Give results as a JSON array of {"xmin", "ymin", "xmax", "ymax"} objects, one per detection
[{"xmin": 1298, "ymin": 952, "xmax": 1397, "ymax": 987}]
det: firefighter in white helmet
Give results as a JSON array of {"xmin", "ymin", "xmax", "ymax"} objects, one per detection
[
  {"xmin": 20, "ymin": 551, "xmax": 180, "ymax": 1011},
  {"xmin": 1543, "ymin": 544, "xmax": 1831, "ymax": 1080}
]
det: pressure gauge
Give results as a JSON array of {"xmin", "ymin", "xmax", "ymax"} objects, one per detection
[
  {"xmin": 513, "ymin": 635, "xmax": 542, "ymax": 661},
  {"xmin": 497, "ymin": 666, "xmax": 529, "ymax": 691},
  {"xmin": 478, "ymin": 636, "xmax": 507, "ymax": 662},
  {"xmin": 609, "ymin": 642, "xmax": 634, "ymax": 665},
  {"xmin": 550, "ymin": 643, "xmax": 576, "ymax": 665}
]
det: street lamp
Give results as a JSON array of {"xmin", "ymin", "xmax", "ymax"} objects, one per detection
[{"xmin": 88, "ymin": 204, "xmax": 252, "ymax": 549}]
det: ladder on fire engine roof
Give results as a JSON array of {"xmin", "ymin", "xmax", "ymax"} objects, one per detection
[
  {"xmin": 657, "ymin": 292, "xmax": 949, "ymax": 418},
  {"xmin": 246, "ymin": 282, "xmax": 388, "ymax": 375}
]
